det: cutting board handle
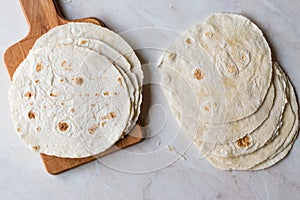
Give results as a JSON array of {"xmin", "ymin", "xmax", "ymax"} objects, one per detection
[{"xmin": 19, "ymin": 0, "xmax": 62, "ymax": 37}]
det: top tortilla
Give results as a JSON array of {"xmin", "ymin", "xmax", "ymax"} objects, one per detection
[
  {"xmin": 158, "ymin": 13, "xmax": 272, "ymax": 124},
  {"xmin": 31, "ymin": 22, "xmax": 143, "ymax": 127},
  {"xmin": 9, "ymin": 44, "xmax": 131, "ymax": 158}
]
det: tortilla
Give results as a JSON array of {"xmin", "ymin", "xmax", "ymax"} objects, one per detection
[
  {"xmin": 251, "ymin": 77, "xmax": 299, "ymax": 170},
  {"xmin": 198, "ymin": 64, "xmax": 288, "ymax": 157},
  {"xmin": 158, "ymin": 13, "xmax": 272, "ymax": 124},
  {"xmin": 9, "ymin": 44, "xmax": 131, "ymax": 158},
  {"xmin": 205, "ymin": 66, "xmax": 297, "ymax": 170},
  {"xmin": 31, "ymin": 22, "xmax": 143, "ymax": 127},
  {"xmin": 52, "ymin": 37, "xmax": 140, "ymax": 132},
  {"xmin": 161, "ymin": 60, "xmax": 277, "ymax": 145}
]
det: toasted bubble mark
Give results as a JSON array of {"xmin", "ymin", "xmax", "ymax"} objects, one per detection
[
  {"xmin": 57, "ymin": 122, "xmax": 69, "ymax": 132},
  {"xmin": 204, "ymin": 106, "xmax": 210, "ymax": 112},
  {"xmin": 80, "ymin": 40, "xmax": 87, "ymax": 45},
  {"xmin": 186, "ymin": 38, "xmax": 192, "ymax": 44},
  {"xmin": 70, "ymin": 108, "xmax": 75, "ymax": 113},
  {"xmin": 102, "ymin": 112, "xmax": 116, "ymax": 120},
  {"xmin": 28, "ymin": 111, "xmax": 36, "ymax": 119},
  {"xmin": 50, "ymin": 93, "xmax": 59, "ymax": 97},
  {"xmin": 101, "ymin": 122, "xmax": 106, "ymax": 127},
  {"xmin": 237, "ymin": 135, "xmax": 251, "ymax": 148},
  {"xmin": 61, "ymin": 60, "xmax": 72, "ymax": 71},
  {"xmin": 60, "ymin": 102, "xmax": 65, "ymax": 106},
  {"xmin": 32, "ymin": 145, "xmax": 40, "ymax": 151},
  {"xmin": 168, "ymin": 53, "xmax": 177, "ymax": 60},
  {"xmin": 73, "ymin": 77, "xmax": 84, "ymax": 86},
  {"xmin": 61, "ymin": 60, "xmax": 67, "ymax": 67},
  {"xmin": 88, "ymin": 125, "xmax": 98, "ymax": 134},
  {"xmin": 36, "ymin": 62, "xmax": 44, "ymax": 72},
  {"xmin": 36, "ymin": 127, "xmax": 41, "ymax": 132},
  {"xmin": 17, "ymin": 127, "xmax": 22, "ymax": 132},
  {"xmin": 117, "ymin": 77, "xmax": 124, "ymax": 88},
  {"xmin": 194, "ymin": 68, "xmax": 205, "ymax": 80},
  {"xmin": 24, "ymin": 91, "xmax": 32, "ymax": 98},
  {"xmin": 204, "ymin": 31, "xmax": 213, "ymax": 38},
  {"xmin": 35, "ymin": 80, "xmax": 39, "ymax": 84},
  {"xmin": 226, "ymin": 63, "xmax": 237, "ymax": 74},
  {"xmin": 103, "ymin": 91, "xmax": 109, "ymax": 96},
  {"xmin": 95, "ymin": 93, "xmax": 100, "ymax": 97}
]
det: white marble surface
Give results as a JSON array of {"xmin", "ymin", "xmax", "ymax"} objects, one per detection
[{"xmin": 1, "ymin": 0, "xmax": 300, "ymax": 199}]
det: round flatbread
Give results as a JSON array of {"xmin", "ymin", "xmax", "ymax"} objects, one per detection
[
  {"xmin": 199, "ymin": 64, "xmax": 288, "ymax": 157},
  {"xmin": 205, "ymin": 65, "xmax": 298, "ymax": 170},
  {"xmin": 31, "ymin": 22, "xmax": 143, "ymax": 127},
  {"xmin": 9, "ymin": 44, "xmax": 131, "ymax": 158},
  {"xmin": 251, "ymin": 76, "xmax": 299, "ymax": 170},
  {"xmin": 52, "ymin": 37, "xmax": 140, "ymax": 132},
  {"xmin": 158, "ymin": 13, "xmax": 272, "ymax": 124}
]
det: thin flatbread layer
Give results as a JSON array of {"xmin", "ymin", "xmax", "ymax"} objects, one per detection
[
  {"xmin": 158, "ymin": 13, "xmax": 272, "ymax": 124},
  {"xmin": 31, "ymin": 22, "xmax": 143, "ymax": 125},
  {"xmin": 9, "ymin": 45, "xmax": 131, "ymax": 158},
  {"xmin": 160, "ymin": 66, "xmax": 275, "ymax": 144},
  {"xmin": 199, "ymin": 64, "xmax": 288, "ymax": 157},
  {"xmin": 206, "ymin": 102, "xmax": 294, "ymax": 170},
  {"xmin": 54, "ymin": 37, "xmax": 139, "ymax": 132},
  {"xmin": 251, "ymin": 76, "xmax": 299, "ymax": 170}
]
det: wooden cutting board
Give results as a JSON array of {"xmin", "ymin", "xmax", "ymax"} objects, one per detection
[{"xmin": 4, "ymin": 0, "xmax": 143, "ymax": 175}]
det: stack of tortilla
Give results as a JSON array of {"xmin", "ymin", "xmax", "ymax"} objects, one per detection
[
  {"xmin": 158, "ymin": 13, "xmax": 299, "ymax": 170},
  {"xmin": 9, "ymin": 23, "xmax": 143, "ymax": 158}
]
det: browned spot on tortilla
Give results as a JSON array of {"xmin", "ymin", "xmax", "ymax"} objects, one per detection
[
  {"xmin": 101, "ymin": 122, "xmax": 106, "ymax": 127},
  {"xmin": 61, "ymin": 102, "xmax": 65, "ymax": 106},
  {"xmin": 43, "ymin": 105, "xmax": 47, "ymax": 109},
  {"xmin": 88, "ymin": 125, "xmax": 98, "ymax": 134},
  {"xmin": 95, "ymin": 93, "xmax": 100, "ymax": 97},
  {"xmin": 237, "ymin": 135, "xmax": 251, "ymax": 148},
  {"xmin": 226, "ymin": 64, "xmax": 237, "ymax": 74},
  {"xmin": 59, "ymin": 79, "xmax": 64, "ymax": 83},
  {"xmin": 91, "ymin": 104, "xmax": 95, "ymax": 107},
  {"xmin": 185, "ymin": 38, "xmax": 192, "ymax": 44},
  {"xmin": 86, "ymin": 93, "xmax": 90, "ymax": 97},
  {"xmin": 24, "ymin": 91, "xmax": 32, "ymax": 98},
  {"xmin": 32, "ymin": 145, "xmax": 40, "ymax": 151},
  {"xmin": 205, "ymin": 31, "xmax": 212, "ymax": 38},
  {"xmin": 29, "ymin": 102, "xmax": 34, "ymax": 106},
  {"xmin": 36, "ymin": 127, "xmax": 41, "ymax": 132},
  {"xmin": 57, "ymin": 122, "xmax": 69, "ymax": 132},
  {"xmin": 117, "ymin": 77, "xmax": 123, "ymax": 88},
  {"xmin": 102, "ymin": 112, "xmax": 116, "ymax": 120},
  {"xmin": 70, "ymin": 108, "xmax": 75, "ymax": 113},
  {"xmin": 73, "ymin": 77, "xmax": 84, "ymax": 85},
  {"xmin": 168, "ymin": 53, "xmax": 176, "ymax": 60},
  {"xmin": 50, "ymin": 93, "xmax": 59, "ymax": 97},
  {"xmin": 194, "ymin": 68, "xmax": 205, "ymax": 80},
  {"xmin": 204, "ymin": 106, "xmax": 210, "ymax": 111},
  {"xmin": 17, "ymin": 127, "xmax": 21, "ymax": 132},
  {"xmin": 36, "ymin": 62, "xmax": 44, "ymax": 72},
  {"xmin": 80, "ymin": 40, "xmax": 87, "ymax": 45},
  {"xmin": 28, "ymin": 111, "xmax": 36, "ymax": 119},
  {"xmin": 113, "ymin": 92, "xmax": 117, "ymax": 95},
  {"xmin": 103, "ymin": 91, "xmax": 109, "ymax": 96},
  {"xmin": 61, "ymin": 60, "xmax": 72, "ymax": 70},
  {"xmin": 61, "ymin": 60, "xmax": 67, "ymax": 67},
  {"xmin": 35, "ymin": 80, "xmax": 39, "ymax": 84}
]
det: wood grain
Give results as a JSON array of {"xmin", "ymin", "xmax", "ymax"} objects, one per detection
[{"xmin": 4, "ymin": 0, "xmax": 143, "ymax": 175}]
